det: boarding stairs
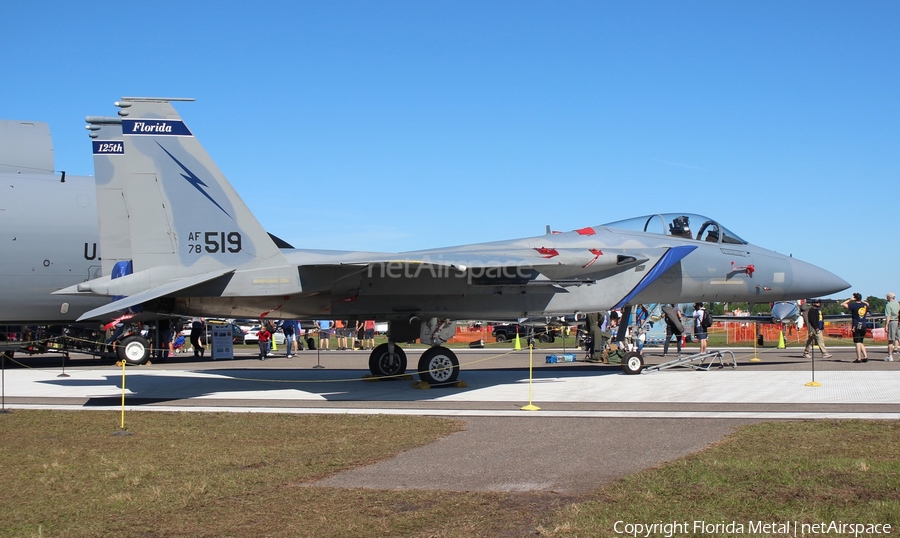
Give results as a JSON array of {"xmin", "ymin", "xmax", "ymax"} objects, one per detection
[{"xmin": 642, "ymin": 350, "xmax": 737, "ymax": 373}]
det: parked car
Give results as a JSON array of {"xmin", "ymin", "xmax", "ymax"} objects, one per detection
[
  {"xmin": 492, "ymin": 323, "xmax": 558, "ymax": 343},
  {"xmin": 204, "ymin": 322, "xmax": 247, "ymax": 345}
]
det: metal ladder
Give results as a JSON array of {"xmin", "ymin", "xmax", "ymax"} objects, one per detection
[{"xmin": 642, "ymin": 350, "xmax": 737, "ymax": 373}]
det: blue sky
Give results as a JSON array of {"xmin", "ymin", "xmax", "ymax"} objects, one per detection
[{"xmin": 3, "ymin": 1, "xmax": 898, "ymax": 299}]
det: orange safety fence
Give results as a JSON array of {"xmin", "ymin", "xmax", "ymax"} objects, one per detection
[
  {"xmin": 448, "ymin": 322, "xmax": 889, "ymax": 345},
  {"xmin": 714, "ymin": 321, "xmax": 887, "ymax": 343},
  {"xmin": 447, "ymin": 325, "xmax": 491, "ymax": 344}
]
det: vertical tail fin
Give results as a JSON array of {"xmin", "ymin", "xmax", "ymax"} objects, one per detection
[
  {"xmin": 87, "ymin": 116, "xmax": 132, "ymax": 277},
  {"xmin": 111, "ymin": 97, "xmax": 283, "ymax": 275}
]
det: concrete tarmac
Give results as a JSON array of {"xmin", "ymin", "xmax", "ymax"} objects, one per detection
[{"xmin": 2, "ymin": 345, "xmax": 898, "ymax": 494}]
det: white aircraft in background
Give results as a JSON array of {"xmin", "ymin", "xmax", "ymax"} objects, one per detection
[{"xmin": 0, "ymin": 120, "xmax": 107, "ymax": 327}]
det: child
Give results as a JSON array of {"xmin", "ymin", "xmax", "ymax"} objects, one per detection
[{"xmin": 257, "ymin": 326, "xmax": 272, "ymax": 361}]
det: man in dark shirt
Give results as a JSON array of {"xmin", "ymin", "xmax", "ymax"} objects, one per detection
[
  {"xmin": 190, "ymin": 318, "xmax": 205, "ymax": 358},
  {"xmin": 803, "ymin": 300, "xmax": 832, "ymax": 359},
  {"xmin": 841, "ymin": 293, "xmax": 869, "ymax": 363}
]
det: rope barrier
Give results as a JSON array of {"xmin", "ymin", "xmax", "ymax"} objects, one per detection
[{"xmin": 1, "ymin": 328, "xmax": 882, "ymax": 383}]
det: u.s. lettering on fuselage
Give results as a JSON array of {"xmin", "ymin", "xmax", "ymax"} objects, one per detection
[{"xmin": 186, "ymin": 231, "xmax": 242, "ymax": 254}]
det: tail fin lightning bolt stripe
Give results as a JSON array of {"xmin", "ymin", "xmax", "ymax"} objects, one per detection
[{"xmin": 155, "ymin": 141, "xmax": 232, "ymax": 219}]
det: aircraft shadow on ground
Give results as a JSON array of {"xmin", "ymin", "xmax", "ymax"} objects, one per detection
[{"xmin": 36, "ymin": 365, "xmax": 626, "ymax": 406}]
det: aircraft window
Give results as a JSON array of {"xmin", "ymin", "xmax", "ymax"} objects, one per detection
[
  {"xmin": 697, "ymin": 219, "xmax": 748, "ymax": 245},
  {"xmin": 697, "ymin": 221, "xmax": 720, "ymax": 243},
  {"xmin": 721, "ymin": 232, "xmax": 746, "ymax": 245},
  {"xmin": 643, "ymin": 215, "xmax": 667, "ymax": 234},
  {"xmin": 599, "ymin": 213, "xmax": 747, "ymax": 244}
]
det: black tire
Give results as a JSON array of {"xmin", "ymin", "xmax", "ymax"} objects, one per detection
[
  {"xmin": 306, "ymin": 337, "xmax": 316, "ymax": 350},
  {"xmin": 622, "ymin": 351, "xmax": 644, "ymax": 375},
  {"xmin": 117, "ymin": 335, "xmax": 151, "ymax": 365},
  {"xmin": 495, "ymin": 333, "xmax": 508, "ymax": 343},
  {"xmin": 368, "ymin": 343, "xmax": 407, "ymax": 378},
  {"xmin": 538, "ymin": 333, "xmax": 552, "ymax": 343},
  {"xmin": 417, "ymin": 346, "xmax": 460, "ymax": 385}
]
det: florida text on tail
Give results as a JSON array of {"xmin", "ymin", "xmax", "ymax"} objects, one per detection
[{"xmin": 60, "ymin": 97, "xmax": 850, "ymax": 379}]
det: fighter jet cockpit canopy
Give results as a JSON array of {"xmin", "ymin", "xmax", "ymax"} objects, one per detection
[{"xmin": 601, "ymin": 213, "xmax": 747, "ymax": 245}]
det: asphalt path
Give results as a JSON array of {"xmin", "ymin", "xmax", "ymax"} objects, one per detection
[{"xmin": 2, "ymin": 344, "xmax": 899, "ymax": 494}]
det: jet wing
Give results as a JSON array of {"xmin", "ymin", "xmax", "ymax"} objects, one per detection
[{"xmin": 309, "ymin": 247, "xmax": 652, "ymax": 286}]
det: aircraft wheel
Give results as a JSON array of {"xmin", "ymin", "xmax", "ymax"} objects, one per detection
[
  {"xmin": 622, "ymin": 351, "xmax": 644, "ymax": 375},
  {"xmin": 118, "ymin": 335, "xmax": 151, "ymax": 365},
  {"xmin": 368, "ymin": 343, "xmax": 407, "ymax": 378},
  {"xmin": 538, "ymin": 333, "xmax": 553, "ymax": 343},
  {"xmin": 418, "ymin": 346, "xmax": 459, "ymax": 385}
]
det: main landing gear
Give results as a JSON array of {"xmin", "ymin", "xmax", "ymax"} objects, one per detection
[
  {"xmin": 366, "ymin": 318, "xmax": 460, "ymax": 385},
  {"xmin": 366, "ymin": 343, "xmax": 460, "ymax": 385}
]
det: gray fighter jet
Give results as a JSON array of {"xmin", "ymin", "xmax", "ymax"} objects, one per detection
[{"xmin": 59, "ymin": 97, "xmax": 850, "ymax": 378}]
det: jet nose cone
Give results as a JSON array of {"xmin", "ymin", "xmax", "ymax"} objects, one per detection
[{"xmin": 789, "ymin": 258, "xmax": 850, "ymax": 298}]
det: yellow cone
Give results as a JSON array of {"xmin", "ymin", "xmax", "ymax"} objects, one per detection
[
  {"xmin": 514, "ymin": 330, "xmax": 522, "ymax": 350},
  {"xmin": 777, "ymin": 330, "xmax": 785, "ymax": 349},
  {"xmin": 271, "ymin": 334, "xmax": 278, "ymax": 351}
]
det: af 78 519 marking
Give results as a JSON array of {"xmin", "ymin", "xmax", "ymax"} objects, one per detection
[{"xmin": 187, "ymin": 231, "xmax": 242, "ymax": 254}]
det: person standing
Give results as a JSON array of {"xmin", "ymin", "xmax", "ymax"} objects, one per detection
[
  {"xmin": 282, "ymin": 319, "xmax": 298, "ymax": 358},
  {"xmin": 633, "ymin": 304, "xmax": 649, "ymax": 353},
  {"xmin": 263, "ymin": 320, "xmax": 276, "ymax": 357},
  {"xmin": 885, "ymin": 293, "xmax": 899, "ymax": 361},
  {"xmin": 316, "ymin": 319, "xmax": 332, "ymax": 350},
  {"xmin": 354, "ymin": 320, "xmax": 365, "ymax": 350},
  {"xmin": 841, "ymin": 293, "xmax": 870, "ymax": 363},
  {"xmin": 334, "ymin": 320, "xmax": 347, "ymax": 350},
  {"xmin": 256, "ymin": 325, "xmax": 272, "ymax": 360},
  {"xmin": 190, "ymin": 317, "xmax": 205, "ymax": 358},
  {"xmin": 662, "ymin": 304, "xmax": 684, "ymax": 357},
  {"xmin": 364, "ymin": 320, "xmax": 376, "ymax": 350},
  {"xmin": 692, "ymin": 303, "xmax": 708, "ymax": 354},
  {"xmin": 156, "ymin": 318, "xmax": 172, "ymax": 362},
  {"xmin": 803, "ymin": 299, "xmax": 832, "ymax": 359},
  {"xmin": 584, "ymin": 312, "xmax": 603, "ymax": 362}
]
